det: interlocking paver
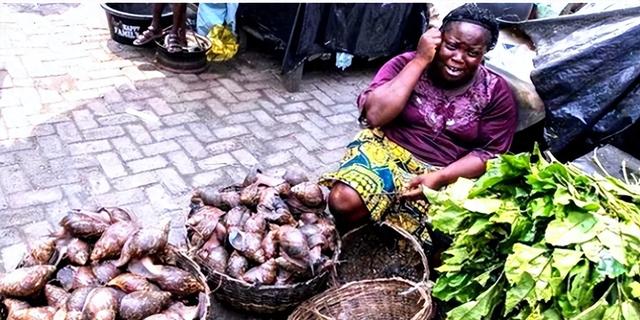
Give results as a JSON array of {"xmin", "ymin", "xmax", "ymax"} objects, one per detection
[{"xmin": 0, "ymin": 2, "xmax": 376, "ymax": 272}]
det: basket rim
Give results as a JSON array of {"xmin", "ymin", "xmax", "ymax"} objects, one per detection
[
  {"xmin": 288, "ymin": 277, "xmax": 434, "ymax": 320},
  {"xmin": 340, "ymin": 221, "xmax": 430, "ymax": 282}
]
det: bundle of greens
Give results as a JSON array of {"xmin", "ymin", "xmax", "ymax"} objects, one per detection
[{"xmin": 427, "ymin": 146, "xmax": 640, "ymax": 319}]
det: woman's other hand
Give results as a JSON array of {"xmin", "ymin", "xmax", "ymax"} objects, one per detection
[
  {"xmin": 415, "ymin": 28, "xmax": 442, "ymax": 68},
  {"xmin": 401, "ymin": 171, "xmax": 445, "ymax": 200}
]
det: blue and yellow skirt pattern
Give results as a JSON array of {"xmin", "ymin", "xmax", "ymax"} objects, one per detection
[{"xmin": 320, "ymin": 128, "xmax": 437, "ymax": 243}]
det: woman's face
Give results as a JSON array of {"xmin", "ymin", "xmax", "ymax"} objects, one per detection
[{"xmin": 433, "ymin": 21, "xmax": 490, "ymax": 85}]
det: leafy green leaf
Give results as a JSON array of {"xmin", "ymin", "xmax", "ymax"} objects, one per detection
[
  {"xmin": 567, "ymin": 283, "xmax": 613, "ymax": 320},
  {"xmin": 463, "ymin": 198, "xmax": 503, "ymax": 214},
  {"xmin": 505, "ymin": 271, "xmax": 535, "ymax": 315},
  {"xmin": 621, "ymin": 300, "xmax": 640, "ymax": 320},
  {"xmin": 545, "ymin": 211, "xmax": 601, "ymax": 246},
  {"xmin": 626, "ymin": 281, "xmax": 640, "ymax": 299},
  {"xmin": 447, "ymin": 276, "xmax": 504, "ymax": 320},
  {"xmin": 551, "ymin": 248, "xmax": 583, "ymax": 280}
]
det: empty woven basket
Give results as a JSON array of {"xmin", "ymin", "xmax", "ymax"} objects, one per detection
[{"xmin": 288, "ymin": 278, "xmax": 434, "ymax": 320}]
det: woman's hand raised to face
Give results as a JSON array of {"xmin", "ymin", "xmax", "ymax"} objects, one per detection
[{"xmin": 414, "ymin": 28, "xmax": 442, "ymax": 68}]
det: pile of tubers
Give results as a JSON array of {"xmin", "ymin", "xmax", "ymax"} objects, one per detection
[
  {"xmin": 0, "ymin": 207, "xmax": 207, "ymax": 320},
  {"xmin": 188, "ymin": 167, "xmax": 338, "ymax": 286}
]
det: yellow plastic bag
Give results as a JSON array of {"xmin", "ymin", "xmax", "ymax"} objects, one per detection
[{"xmin": 206, "ymin": 24, "xmax": 239, "ymax": 62}]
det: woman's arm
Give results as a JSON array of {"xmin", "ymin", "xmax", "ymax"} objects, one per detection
[
  {"xmin": 403, "ymin": 154, "xmax": 486, "ymax": 198},
  {"xmin": 362, "ymin": 29, "xmax": 442, "ymax": 127}
]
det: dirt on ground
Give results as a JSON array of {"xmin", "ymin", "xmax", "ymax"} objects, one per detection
[{"xmin": 336, "ymin": 224, "xmax": 426, "ymax": 284}]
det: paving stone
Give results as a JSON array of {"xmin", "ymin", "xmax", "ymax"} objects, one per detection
[
  {"xmin": 213, "ymin": 125, "xmax": 248, "ymax": 139},
  {"xmin": 96, "ymin": 114, "xmax": 140, "ymax": 126},
  {"xmin": 251, "ymin": 109, "xmax": 276, "ymax": 127},
  {"xmin": 112, "ymin": 171, "xmax": 158, "ymax": 191},
  {"xmin": 306, "ymin": 99, "xmax": 334, "ymax": 117},
  {"xmin": 30, "ymin": 168, "xmax": 81, "ymax": 189},
  {"xmin": 161, "ymin": 112, "xmax": 199, "ymax": 126},
  {"xmin": 7, "ymin": 187, "xmax": 63, "ymax": 208},
  {"xmin": 291, "ymin": 147, "xmax": 324, "ymax": 170},
  {"xmin": 309, "ymin": 89, "xmax": 335, "ymax": 106},
  {"xmin": 0, "ymin": 165, "xmax": 31, "ymax": 193},
  {"xmin": 191, "ymin": 170, "xmax": 230, "ymax": 188},
  {"xmin": 263, "ymin": 151, "xmax": 293, "ymax": 167},
  {"xmin": 317, "ymin": 148, "xmax": 346, "ymax": 164},
  {"xmin": 234, "ymin": 90, "xmax": 262, "ymax": 101},
  {"xmin": 145, "ymin": 184, "xmax": 182, "ymax": 212},
  {"xmin": 2, "ymin": 242, "xmax": 27, "ymax": 271},
  {"xmin": 326, "ymin": 113, "xmax": 357, "ymax": 125},
  {"xmin": 223, "ymin": 112, "xmax": 255, "ymax": 124},
  {"xmin": 262, "ymin": 88, "xmax": 287, "ymax": 105},
  {"xmin": 21, "ymin": 220, "xmax": 54, "ymax": 239},
  {"xmin": 55, "ymin": 121, "xmax": 82, "ymax": 143},
  {"xmin": 324, "ymin": 135, "xmax": 353, "ymax": 150},
  {"xmin": 68, "ymin": 140, "xmax": 111, "ymax": 155},
  {"xmin": 90, "ymin": 187, "xmax": 147, "ymax": 207},
  {"xmin": 126, "ymin": 124, "xmax": 153, "ymax": 144},
  {"xmin": 150, "ymin": 126, "xmax": 191, "ymax": 142},
  {"xmin": 140, "ymin": 140, "xmax": 181, "ymax": 156},
  {"xmin": 167, "ymin": 150, "xmax": 196, "ymax": 175},
  {"xmin": 224, "ymin": 166, "xmax": 248, "ymax": 183},
  {"xmin": 176, "ymin": 136, "xmax": 207, "ymax": 159},
  {"xmin": 49, "ymin": 155, "xmax": 99, "ymax": 171},
  {"xmin": 96, "ymin": 152, "xmax": 127, "ymax": 178},
  {"xmin": 111, "ymin": 136, "xmax": 143, "ymax": 161},
  {"xmin": 275, "ymin": 113, "xmax": 305, "ymax": 124},
  {"xmin": 266, "ymin": 137, "xmax": 299, "ymax": 152},
  {"xmin": 272, "ymin": 123, "xmax": 300, "ymax": 138},
  {"xmin": 304, "ymin": 112, "xmax": 331, "ymax": 128},
  {"xmin": 146, "ymin": 97, "xmax": 173, "ymax": 116},
  {"xmin": 294, "ymin": 133, "xmax": 322, "ymax": 152},
  {"xmin": 82, "ymin": 125, "xmax": 125, "ymax": 140},
  {"xmin": 128, "ymin": 155, "xmax": 168, "ymax": 173},
  {"xmin": 0, "ymin": 190, "xmax": 7, "ymax": 211},
  {"xmin": 210, "ymin": 86, "xmax": 238, "ymax": 103},
  {"xmin": 155, "ymin": 168, "xmax": 190, "ymax": 195},
  {"xmin": 83, "ymin": 167, "xmax": 111, "ymax": 194},
  {"xmin": 72, "ymin": 109, "xmax": 98, "ymax": 130},
  {"xmin": 205, "ymin": 139, "xmax": 242, "ymax": 155},
  {"xmin": 187, "ymin": 123, "xmax": 216, "ymax": 143},
  {"xmin": 0, "ymin": 206, "xmax": 46, "ymax": 229},
  {"xmin": 180, "ymin": 90, "xmax": 211, "ymax": 101},
  {"xmin": 0, "ymin": 227, "xmax": 22, "ymax": 247},
  {"xmin": 218, "ymin": 78, "xmax": 244, "ymax": 93},
  {"xmin": 231, "ymin": 148, "xmax": 259, "ymax": 168},
  {"xmin": 197, "ymin": 153, "xmax": 237, "ymax": 171}
]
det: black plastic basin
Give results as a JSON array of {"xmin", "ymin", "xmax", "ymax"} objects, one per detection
[{"xmin": 100, "ymin": 3, "xmax": 173, "ymax": 46}]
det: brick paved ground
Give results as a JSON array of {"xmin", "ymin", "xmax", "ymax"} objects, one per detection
[{"xmin": 0, "ymin": 3, "xmax": 376, "ymax": 272}]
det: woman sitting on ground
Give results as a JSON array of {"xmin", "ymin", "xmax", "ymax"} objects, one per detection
[{"xmin": 321, "ymin": 4, "xmax": 518, "ymax": 251}]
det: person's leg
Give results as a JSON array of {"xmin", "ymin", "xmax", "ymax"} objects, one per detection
[
  {"xmin": 133, "ymin": 3, "xmax": 166, "ymax": 45},
  {"xmin": 328, "ymin": 182, "xmax": 370, "ymax": 232},
  {"xmin": 171, "ymin": 3, "xmax": 187, "ymax": 45},
  {"xmin": 150, "ymin": 3, "xmax": 166, "ymax": 30}
]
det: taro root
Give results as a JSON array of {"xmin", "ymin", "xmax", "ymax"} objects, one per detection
[
  {"xmin": 56, "ymin": 265, "xmax": 98, "ymax": 291},
  {"xmin": 228, "ymin": 229, "xmax": 265, "ymax": 264},
  {"xmin": 107, "ymin": 273, "xmax": 159, "ymax": 293},
  {"xmin": 196, "ymin": 188, "xmax": 241, "ymax": 211},
  {"xmin": 119, "ymin": 290, "xmax": 172, "ymax": 320},
  {"xmin": 82, "ymin": 287, "xmax": 119, "ymax": 320},
  {"xmin": 66, "ymin": 238, "xmax": 90, "ymax": 265},
  {"xmin": 226, "ymin": 251, "xmax": 248, "ymax": 279},
  {"xmin": 92, "ymin": 259, "xmax": 122, "ymax": 284},
  {"xmin": 291, "ymin": 182, "xmax": 325, "ymax": 207},
  {"xmin": 44, "ymin": 284, "xmax": 70, "ymax": 308},
  {"xmin": 59, "ymin": 211, "xmax": 110, "ymax": 238},
  {"xmin": 242, "ymin": 259, "xmax": 277, "ymax": 285},
  {"xmin": 10, "ymin": 306, "xmax": 57, "ymax": 320},
  {"xmin": 91, "ymin": 221, "xmax": 138, "ymax": 262},
  {"xmin": 128, "ymin": 257, "xmax": 205, "ymax": 297},
  {"xmin": 0, "ymin": 265, "xmax": 56, "ymax": 297},
  {"xmin": 283, "ymin": 166, "xmax": 309, "ymax": 186},
  {"xmin": 20, "ymin": 237, "xmax": 56, "ymax": 267},
  {"xmin": 116, "ymin": 221, "xmax": 169, "ymax": 267}
]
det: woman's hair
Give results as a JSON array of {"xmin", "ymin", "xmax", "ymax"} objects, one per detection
[{"xmin": 441, "ymin": 3, "xmax": 499, "ymax": 51}]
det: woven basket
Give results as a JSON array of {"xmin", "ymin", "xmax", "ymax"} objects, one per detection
[
  {"xmin": 337, "ymin": 222, "xmax": 429, "ymax": 284},
  {"xmin": 288, "ymin": 278, "xmax": 434, "ymax": 320}
]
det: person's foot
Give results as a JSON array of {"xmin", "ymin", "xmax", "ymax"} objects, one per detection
[
  {"xmin": 164, "ymin": 32, "xmax": 183, "ymax": 53},
  {"xmin": 133, "ymin": 25, "xmax": 163, "ymax": 46}
]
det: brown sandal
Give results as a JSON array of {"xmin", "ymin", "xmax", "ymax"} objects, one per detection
[
  {"xmin": 164, "ymin": 32, "xmax": 183, "ymax": 53},
  {"xmin": 133, "ymin": 26, "xmax": 163, "ymax": 46}
]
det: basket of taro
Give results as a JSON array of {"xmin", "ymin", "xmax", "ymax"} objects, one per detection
[
  {"xmin": 0, "ymin": 207, "xmax": 211, "ymax": 320},
  {"xmin": 186, "ymin": 167, "xmax": 341, "ymax": 314},
  {"xmin": 288, "ymin": 222, "xmax": 435, "ymax": 319}
]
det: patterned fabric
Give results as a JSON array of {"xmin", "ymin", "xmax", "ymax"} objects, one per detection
[
  {"xmin": 358, "ymin": 51, "xmax": 518, "ymax": 167},
  {"xmin": 320, "ymin": 128, "xmax": 438, "ymax": 243}
]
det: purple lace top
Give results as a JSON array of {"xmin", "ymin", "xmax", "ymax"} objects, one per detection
[{"xmin": 358, "ymin": 51, "xmax": 518, "ymax": 167}]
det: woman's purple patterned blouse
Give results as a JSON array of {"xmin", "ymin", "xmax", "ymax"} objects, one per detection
[{"xmin": 358, "ymin": 51, "xmax": 518, "ymax": 167}]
